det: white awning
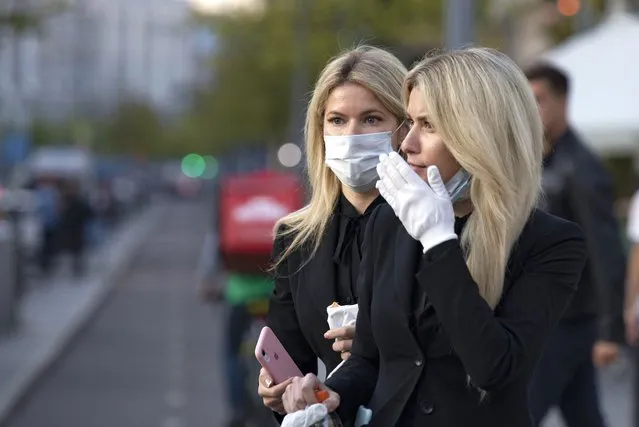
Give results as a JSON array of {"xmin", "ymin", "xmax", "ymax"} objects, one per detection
[{"xmin": 543, "ymin": 12, "xmax": 639, "ymax": 155}]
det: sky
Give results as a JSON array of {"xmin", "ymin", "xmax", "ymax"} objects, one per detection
[{"xmin": 185, "ymin": 0, "xmax": 264, "ymax": 14}]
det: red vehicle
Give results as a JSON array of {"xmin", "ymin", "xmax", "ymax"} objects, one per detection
[{"xmin": 218, "ymin": 170, "xmax": 304, "ymax": 274}]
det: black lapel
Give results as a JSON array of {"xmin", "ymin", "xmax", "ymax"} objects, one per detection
[{"xmin": 300, "ymin": 213, "xmax": 339, "ymax": 319}]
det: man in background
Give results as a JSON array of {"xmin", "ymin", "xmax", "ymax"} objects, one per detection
[
  {"xmin": 526, "ymin": 63, "xmax": 627, "ymax": 427},
  {"xmin": 624, "ymin": 186, "xmax": 639, "ymax": 427}
]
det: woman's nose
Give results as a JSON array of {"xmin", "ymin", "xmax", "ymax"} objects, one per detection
[
  {"xmin": 344, "ymin": 120, "xmax": 363, "ymax": 136},
  {"xmin": 400, "ymin": 128, "xmax": 418, "ymax": 153}
]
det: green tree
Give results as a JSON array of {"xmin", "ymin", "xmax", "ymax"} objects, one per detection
[
  {"xmin": 0, "ymin": 1, "xmax": 68, "ymax": 33},
  {"xmin": 101, "ymin": 101, "xmax": 166, "ymax": 157},
  {"xmin": 180, "ymin": 0, "xmax": 448, "ymax": 154}
]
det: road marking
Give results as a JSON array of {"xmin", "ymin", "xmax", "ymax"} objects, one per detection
[
  {"xmin": 166, "ymin": 289, "xmax": 189, "ymax": 415},
  {"xmin": 165, "ymin": 390, "xmax": 186, "ymax": 409},
  {"xmin": 163, "ymin": 416, "xmax": 185, "ymax": 427},
  {"xmin": 170, "ymin": 366, "xmax": 183, "ymax": 383}
]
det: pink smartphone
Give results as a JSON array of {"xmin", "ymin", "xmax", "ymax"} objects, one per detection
[{"xmin": 255, "ymin": 326, "xmax": 303, "ymax": 385}]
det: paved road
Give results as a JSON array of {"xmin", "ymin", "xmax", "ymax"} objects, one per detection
[{"xmin": 5, "ymin": 202, "xmax": 228, "ymax": 427}]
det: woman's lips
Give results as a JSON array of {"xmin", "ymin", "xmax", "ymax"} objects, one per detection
[{"xmin": 408, "ymin": 163, "xmax": 425, "ymax": 174}]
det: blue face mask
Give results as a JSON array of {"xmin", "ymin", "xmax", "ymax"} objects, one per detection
[{"xmin": 446, "ymin": 168, "xmax": 471, "ymax": 203}]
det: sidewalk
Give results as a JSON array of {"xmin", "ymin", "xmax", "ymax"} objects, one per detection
[
  {"xmin": 0, "ymin": 203, "xmax": 164, "ymax": 425},
  {"xmin": 543, "ymin": 353, "xmax": 635, "ymax": 427}
]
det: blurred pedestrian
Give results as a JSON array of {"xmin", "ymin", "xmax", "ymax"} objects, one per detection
[
  {"xmin": 59, "ymin": 180, "xmax": 94, "ymax": 277},
  {"xmin": 35, "ymin": 179, "xmax": 61, "ymax": 276},
  {"xmin": 624, "ymin": 186, "xmax": 639, "ymax": 427},
  {"xmin": 197, "ymin": 190, "xmax": 277, "ymax": 427},
  {"xmin": 526, "ymin": 63, "xmax": 627, "ymax": 427}
]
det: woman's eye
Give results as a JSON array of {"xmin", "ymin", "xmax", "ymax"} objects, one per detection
[
  {"xmin": 405, "ymin": 119, "xmax": 414, "ymax": 128},
  {"xmin": 422, "ymin": 120, "xmax": 434, "ymax": 131},
  {"xmin": 364, "ymin": 116, "xmax": 381, "ymax": 125},
  {"xmin": 328, "ymin": 117, "xmax": 344, "ymax": 125}
]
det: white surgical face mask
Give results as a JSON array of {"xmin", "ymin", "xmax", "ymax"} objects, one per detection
[
  {"xmin": 324, "ymin": 131, "xmax": 392, "ymax": 193},
  {"xmin": 446, "ymin": 168, "xmax": 471, "ymax": 203}
]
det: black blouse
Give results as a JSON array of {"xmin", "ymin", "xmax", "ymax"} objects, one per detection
[{"xmin": 333, "ymin": 194, "xmax": 385, "ymax": 305}]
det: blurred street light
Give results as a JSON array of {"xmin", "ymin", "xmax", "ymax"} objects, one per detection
[
  {"xmin": 181, "ymin": 153, "xmax": 206, "ymax": 178},
  {"xmin": 277, "ymin": 143, "xmax": 302, "ymax": 168},
  {"xmin": 201, "ymin": 155, "xmax": 219, "ymax": 179}
]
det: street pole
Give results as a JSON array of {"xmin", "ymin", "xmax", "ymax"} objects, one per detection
[
  {"xmin": 117, "ymin": 2, "xmax": 127, "ymax": 106},
  {"xmin": 72, "ymin": 1, "xmax": 81, "ymax": 119},
  {"xmin": 607, "ymin": 0, "xmax": 629, "ymax": 13},
  {"xmin": 445, "ymin": 0, "xmax": 475, "ymax": 50},
  {"xmin": 142, "ymin": 9, "xmax": 153, "ymax": 105},
  {"xmin": 286, "ymin": 0, "xmax": 310, "ymax": 156},
  {"xmin": 576, "ymin": 0, "xmax": 595, "ymax": 31},
  {"xmin": 10, "ymin": 0, "xmax": 27, "ymax": 129}
]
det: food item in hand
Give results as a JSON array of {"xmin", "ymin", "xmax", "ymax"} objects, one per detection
[{"xmin": 315, "ymin": 390, "xmax": 329, "ymax": 402}]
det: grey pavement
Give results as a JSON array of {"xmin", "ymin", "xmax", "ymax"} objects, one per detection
[
  {"xmin": 543, "ymin": 353, "xmax": 635, "ymax": 427},
  {"xmin": 0, "ymin": 204, "xmax": 163, "ymax": 426},
  {"xmin": 3, "ymin": 201, "xmax": 227, "ymax": 427}
]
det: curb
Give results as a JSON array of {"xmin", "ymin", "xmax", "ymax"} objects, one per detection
[{"xmin": 0, "ymin": 204, "xmax": 165, "ymax": 426}]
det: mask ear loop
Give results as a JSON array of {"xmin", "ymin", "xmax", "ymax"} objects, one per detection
[{"xmin": 393, "ymin": 120, "xmax": 409, "ymax": 157}]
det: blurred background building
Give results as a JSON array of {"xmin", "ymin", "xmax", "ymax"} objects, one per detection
[{"xmin": 0, "ymin": 0, "xmax": 208, "ymax": 124}]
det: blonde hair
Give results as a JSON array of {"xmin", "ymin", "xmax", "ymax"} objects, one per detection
[
  {"xmin": 404, "ymin": 48, "xmax": 544, "ymax": 309},
  {"xmin": 274, "ymin": 45, "xmax": 407, "ymax": 265}
]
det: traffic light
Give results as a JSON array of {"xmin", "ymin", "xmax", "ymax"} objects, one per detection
[
  {"xmin": 181, "ymin": 153, "xmax": 206, "ymax": 178},
  {"xmin": 201, "ymin": 155, "xmax": 219, "ymax": 179},
  {"xmin": 557, "ymin": 0, "xmax": 581, "ymax": 16}
]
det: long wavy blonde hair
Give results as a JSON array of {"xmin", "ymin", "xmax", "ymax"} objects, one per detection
[
  {"xmin": 404, "ymin": 48, "xmax": 544, "ymax": 309},
  {"xmin": 274, "ymin": 45, "xmax": 407, "ymax": 265}
]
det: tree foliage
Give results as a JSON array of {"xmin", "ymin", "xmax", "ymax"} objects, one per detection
[
  {"xmin": 178, "ymin": 0, "xmax": 447, "ymax": 155},
  {"xmin": 101, "ymin": 101, "xmax": 167, "ymax": 157},
  {"xmin": 0, "ymin": 1, "xmax": 69, "ymax": 34},
  {"xmin": 29, "ymin": 0, "xmax": 500, "ymax": 158}
]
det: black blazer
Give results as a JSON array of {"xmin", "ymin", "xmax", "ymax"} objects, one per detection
[
  {"xmin": 267, "ymin": 212, "xmax": 350, "ymax": 379},
  {"xmin": 325, "ymin": 205, "xmax": 587, "ymax": 427}
]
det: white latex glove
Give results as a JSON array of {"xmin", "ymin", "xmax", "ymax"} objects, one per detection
[{"xmin": 376, "ymin": 151, "xmax": 457, "ymax": 253}]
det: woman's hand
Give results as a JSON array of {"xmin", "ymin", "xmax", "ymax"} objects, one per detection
[
  {"xmin": 257, "ymin": 368, "xmax": 293, "ymax": 414},
  {"xmin": 324, "ymin": 325, "xmax": 356, "ymax": 360},
  {"xmin": 282, "ymin": 374, "xmax": 340, "ymax": 414},
  {"xmin": 592, "ymin": 340, "xmax": 620, "ymax": 367},
  {"xmin": 376, "ymin": 152, "xmax": 457, "ymax": 253}
]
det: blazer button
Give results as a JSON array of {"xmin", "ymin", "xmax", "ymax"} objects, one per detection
[
  {"xmin": 414, "ymin": 359, "xmax": 423, "ymax": 367},
  {"xmin": 420, "ymin": 400, "xmax": 434, "ymax": 415}
]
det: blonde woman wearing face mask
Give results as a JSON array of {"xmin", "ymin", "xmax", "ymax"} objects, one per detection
[
  {"xmin": 281, "ymin": 48, "xmax": 588, "ymax": 427},
  {"xmin": 258, "ymin": 46, "xmax": 408, "ymax": 417}
]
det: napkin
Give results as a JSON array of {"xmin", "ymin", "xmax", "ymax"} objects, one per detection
[
  {"xmin": 326, "ymin": 303, "xmax": 359, "ymax": 379},
  {"xmin": 281, "ymin": 403, "xmax": 329, "ymax": 427}
]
